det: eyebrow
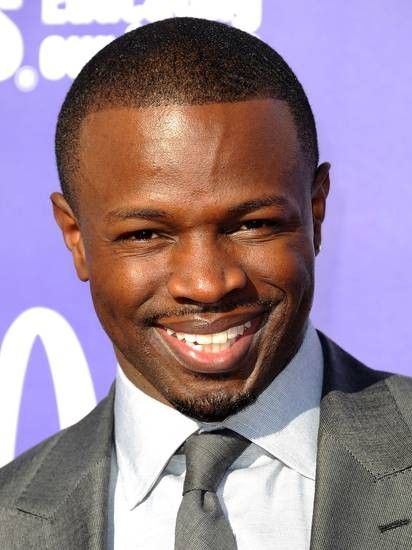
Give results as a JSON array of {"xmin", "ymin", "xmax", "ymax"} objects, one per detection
[
  {"xmin": 105, "ymin": 207, "xmax": 168, "ymax": 222},
  {"xmin": 105, "ymin": 194, "xmax": 290, "ymax": 223},
  {"xmin": 227, "ymin": 195, "xmax": 291, "ymax": 216}
]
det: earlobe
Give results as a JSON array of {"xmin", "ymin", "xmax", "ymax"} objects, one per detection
[
  {"xmin": 50, "ymin": 192, "xmax": 90, "ymax": 281},
  {"xmin": 312, "ymin": 162, "xmax": 331, "ymax": 254}
]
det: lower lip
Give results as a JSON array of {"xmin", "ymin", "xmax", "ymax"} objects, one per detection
[{"xmin": 156, "ymin": 317, "xmax": 262, "ymax": 374}]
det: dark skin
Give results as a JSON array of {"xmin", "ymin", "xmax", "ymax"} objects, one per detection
[{"xmin": 51, "ymin": 98, "xmax": 330, "ymax": 421}]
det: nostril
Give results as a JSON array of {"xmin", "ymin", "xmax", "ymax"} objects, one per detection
[{"xmin": 167, "ymin": 265, "xmax": 247, "ymax": 304}]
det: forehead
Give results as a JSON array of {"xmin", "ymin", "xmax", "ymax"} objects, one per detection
[{"xmin": 77, "ymin": 99, "xmax": 304, "ymax": 216}]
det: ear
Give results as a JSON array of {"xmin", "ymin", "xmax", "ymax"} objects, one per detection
[
  {"xmin": 311, "ymin": 162, "xmax": 331, "ymax": 255},
  {"xmin": 50, "ymin": 192, "xmax": 89, "ymax": 281}
]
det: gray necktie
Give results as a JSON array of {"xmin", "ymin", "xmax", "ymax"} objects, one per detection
[{"xmin": 175, "ymin": 429, "xmax": 250, "ymax": 550}]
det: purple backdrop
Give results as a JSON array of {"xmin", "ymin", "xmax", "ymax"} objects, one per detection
[{"xmin": 1, "ymin": 0, "xmax": 411, "ymax": 466}]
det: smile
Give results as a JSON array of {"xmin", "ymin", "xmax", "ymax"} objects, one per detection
[
  {"xmin": 156, "ymin": 316, "xmax": 263, "ymax": 374},
  {"xmin": 165, "ymin": 320, "xmax": 252, "ymax": 352}
]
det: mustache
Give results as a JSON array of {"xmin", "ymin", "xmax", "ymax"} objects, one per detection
[{"xmin": 142, "ymin": 298, "xmax": 277, "ymax": 326}]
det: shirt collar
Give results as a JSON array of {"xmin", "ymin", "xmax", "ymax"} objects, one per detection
[
  {"xmin": 219, "ymin": 322, "xmax": 323, "ymax": 479},
  {"xmin": 114, "ymin": 322, "xmax": 323, "ymax": 509},
  {"xmin": 114, "ymin": 368, "xmax": 199, "ymax": 509}
]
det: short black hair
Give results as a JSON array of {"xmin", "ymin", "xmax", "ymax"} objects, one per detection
[{"xmin": 55, "ymin": 17, "xmax": 319, "ymax": 210}]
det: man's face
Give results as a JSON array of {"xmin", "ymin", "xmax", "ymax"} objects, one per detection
[{"xmin": 52, "ymin": 98, "xmax": 329, "ymax": 420}]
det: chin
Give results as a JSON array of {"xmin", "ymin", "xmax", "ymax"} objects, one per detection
[{"xmin": 167, "ymin": 387, "xmax": 258, "ymax": 422}]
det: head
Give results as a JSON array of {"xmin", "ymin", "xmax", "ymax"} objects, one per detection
[{"xmin": 52, "ymin": 17, "xmax": 330, "ymax": 421}]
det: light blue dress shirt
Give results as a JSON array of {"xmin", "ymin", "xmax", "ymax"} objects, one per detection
[{"xmin": 107, "ymin": 322, "xmax": 323, "ymax": 549}]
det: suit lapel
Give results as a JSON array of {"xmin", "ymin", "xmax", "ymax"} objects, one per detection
[
  {"xmin": 310, "ymin": 334, "xmax": 412, "ymax": 549},
  {"xmin": 13, "ymin": 386, "xmax": 115, "ymax": 550}
]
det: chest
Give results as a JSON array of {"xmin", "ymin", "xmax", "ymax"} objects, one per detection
[{"xmin": 110, "ymin": 451, "xmax": 315, "ymax": 550}]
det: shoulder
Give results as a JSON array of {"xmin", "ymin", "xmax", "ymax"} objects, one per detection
[
  {"xmin": 317, "ymin": 330, "xmax": 411, "ymax": 394},
  {"xmin": 0, "ymin": 385, "xmax": 115, "ymax": 510},
  {"xmin": 384, "ymin": 373, "xmax": 412, "ymax": 430},
  {"xmin": 385, "ymin": 371, "xmax": 412, "ymax": 393},
  {"xmin": 318, "ymin": 330, "xmax": 412, "ymax": 429},
  {"xmin": 0, "ymin": 431, "xmax": 64, "ymax": 508}
]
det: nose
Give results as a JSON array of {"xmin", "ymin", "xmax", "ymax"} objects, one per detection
[{"xmin": 167, "ymin": 236, "xmax": 248, "ymax": 304}]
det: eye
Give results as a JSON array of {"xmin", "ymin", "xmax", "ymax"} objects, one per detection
[
  {"xmin": 119, "ymin": 229, "xmax": 159, "ymax": 241},
  {"xmin": 239, "ymin": 220, "xmax": 273, "ymax": 230},
  {"xmin": 237, "ymin": 219, "xmax": 278, "ymax": 232}
]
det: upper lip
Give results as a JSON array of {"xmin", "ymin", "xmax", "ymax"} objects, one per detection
[{"xmin": 156, "ymin": 310, "xmax": 266, "ymax": 334}]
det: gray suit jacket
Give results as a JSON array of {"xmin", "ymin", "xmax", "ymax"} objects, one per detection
[{"xmin": 1, "ymin": 333, "xmax": 412, "ymax": 549}]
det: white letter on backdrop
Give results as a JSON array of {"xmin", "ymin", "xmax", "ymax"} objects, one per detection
[{"xmin": 0, "ymin": 307, "xmax": 96, "ymax": 467}]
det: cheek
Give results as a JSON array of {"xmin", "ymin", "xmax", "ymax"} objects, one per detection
[
  {"xmin": 241, "ymin": 236, "xmax": 315, "ymax": 295},
  {"xmin": 87, "ymin": 251, "xmax": 164, "ymax": 324}
]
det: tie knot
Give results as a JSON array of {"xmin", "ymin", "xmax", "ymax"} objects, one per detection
[{"xmin": 182, "ymin": 429, "xmax": 249, "ymax": 495}]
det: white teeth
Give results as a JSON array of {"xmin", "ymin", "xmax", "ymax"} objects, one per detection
[
  {"xmin": 165, "ymin": 319, "xmax": 254, "ymax": 350},
  {"xmin": 192, "ymin": 344, "xmax": 203, "ymax": 351},
  {"xmin": 184, "ymin": 333, "xmax": 197, "ymax": 343},
  {"xmin": 227, "ymin": 326, "xmax": 239, "ymax": 339},
  {"xmin": 196, "ymin": 334, "xmax": 213, "ymax": 345},
  {"xmin": 212, "ymin": 332, "xmax": 228, "ymax": 344},
  {"xmin": 185, "ymin": 341, "xmax": 232, "ymax": 352}
]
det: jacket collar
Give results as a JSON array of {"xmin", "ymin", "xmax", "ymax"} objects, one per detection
[
  {"xmin": 318, "ymin": 332, "xmax": 411, "ymax": 478},
  {"xmin": 311, "ymin": 333, "xmax": 412, "ymax": 549},
  {"xmin": 15, "ymin": 385, "xmax": 115, "ymax": 521}
]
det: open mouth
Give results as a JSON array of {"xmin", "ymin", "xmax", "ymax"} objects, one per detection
[{"xmin": 155, "ymin": 315, "xmax": 263, "ymax": 374}]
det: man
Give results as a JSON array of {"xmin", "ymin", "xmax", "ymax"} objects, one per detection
[{"xmin": 0, "ymin": 16, "xmax": 411, "ymax": 550}]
